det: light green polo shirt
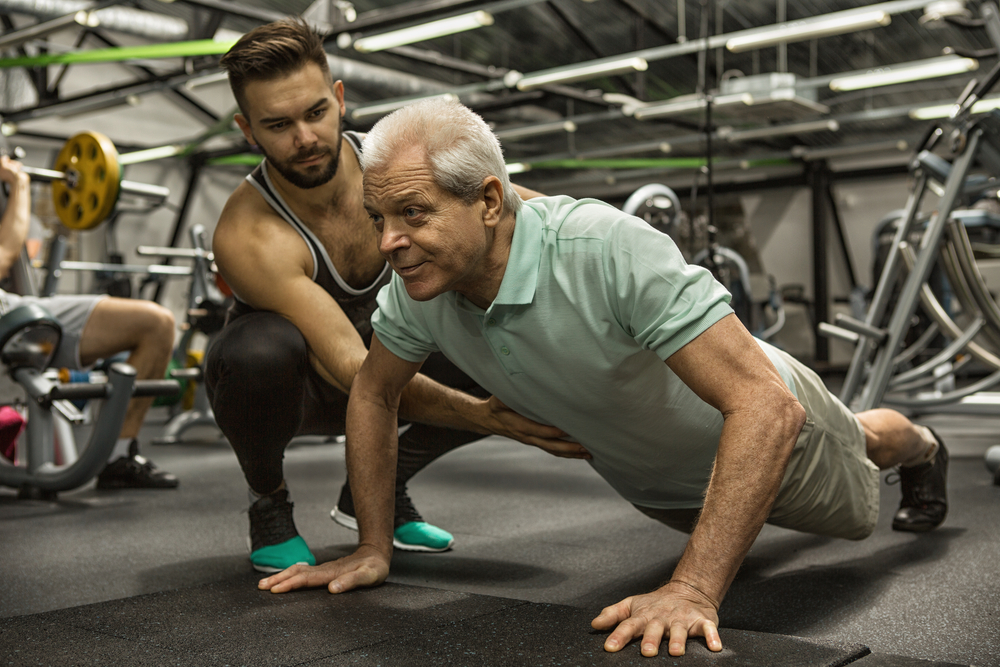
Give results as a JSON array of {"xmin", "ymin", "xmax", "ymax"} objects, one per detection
[{"xmin": 373, "ymin": 195, "xmax": 795, "ymax": 509}]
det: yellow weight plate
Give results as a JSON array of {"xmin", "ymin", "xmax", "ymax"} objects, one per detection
[{"xmin": 51, "ymin": 131, "xmax": 121, "ymax": 230}]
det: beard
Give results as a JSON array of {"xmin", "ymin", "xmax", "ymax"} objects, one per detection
[{"xmin": 258, "ymin": 116, "xmax": 344, "ymax": 190}]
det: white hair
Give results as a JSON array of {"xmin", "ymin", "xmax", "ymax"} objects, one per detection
[{"xmin": 361, "ymin": 97, "xmax": 522, "ymax": 216}]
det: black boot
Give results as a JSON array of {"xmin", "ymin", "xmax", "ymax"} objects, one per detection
[{"xmin": 892, "ymin": 429, "xmax": 948, "ymax": 532}]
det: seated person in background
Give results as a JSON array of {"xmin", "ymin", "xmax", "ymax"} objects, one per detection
[
  {"xmin": 205, "ymin": 19, "xmax": 582, "ymax": 574},
  {"xmin": 0, "ymin": 154, "xmax": 178, "ymax": 488},
  {"xmin": 259, "ymin": 98, "xmax": 949, "ymax": 658}
]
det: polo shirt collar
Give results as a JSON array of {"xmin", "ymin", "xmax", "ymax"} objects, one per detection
[{"xmin": 491, "ymin": 204, "xmax": 541, "ymax": 306}]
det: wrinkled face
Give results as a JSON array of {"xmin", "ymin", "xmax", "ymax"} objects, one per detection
[
  {"xmin": 238, "ymin": 63, "xmax": 345, "ymax": 189},
  {"xmin": 364, "ymin": 146, "xmax": 490, "ymax": 302}
]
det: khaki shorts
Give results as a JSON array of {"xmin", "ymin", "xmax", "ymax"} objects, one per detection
[
  {"xmin": 765, "ymin": 347, "xmax": 880, "ymax": 540},
  {"xmin": 0, "ymin": 291, "xmax": 106, "ymax": 370},
  {"xmin": 635, "ymin": 347, "xmax": 880, "ymax": 541}
]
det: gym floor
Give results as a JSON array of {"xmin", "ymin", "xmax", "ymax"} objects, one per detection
[{"xmin": 1, "ymin": 396, "xmax": 998, "ymax": 666}]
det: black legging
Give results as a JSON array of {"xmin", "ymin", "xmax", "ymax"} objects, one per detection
[{"xmin": 204, "ymin": 310, "xmax": 486, "ymax": 500}]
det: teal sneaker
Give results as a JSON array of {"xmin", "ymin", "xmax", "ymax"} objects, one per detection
[
  {"xmin": 392, "ymin": 521, "xmax": 454, "ymax": 552},
  {"xmin": 330, "ymin": 481, "xmax": 455, "ymax": 553},
  {"xmin": 248, "ymin": 489, "xmax": 316, "ymax": 573}
]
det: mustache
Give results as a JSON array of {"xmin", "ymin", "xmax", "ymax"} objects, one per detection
[{"xmin": 294, "ymin": 146, "xmax": 330, "ymax": 161}]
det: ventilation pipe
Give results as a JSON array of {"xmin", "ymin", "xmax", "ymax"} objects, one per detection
[
  {"xmin": 0, "ymin": 0, "xmax": 189, "ymax": 41},
  {"xmin": 326, "ymin": 53, "xmax": 449, "ymax": 100}
]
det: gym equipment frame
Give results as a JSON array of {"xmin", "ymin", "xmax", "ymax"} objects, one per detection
[
  {"xmin": 823, "ymin": 3, "xmax": 1000, "ymax": 413},
  {"xmin": 0, "ymin": 304, "xmax": 178, "ymax": 499}
]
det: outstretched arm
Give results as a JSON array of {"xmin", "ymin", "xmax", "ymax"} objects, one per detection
[
  {"xmin": 396, "ymin": 373, "xmax": 587, "ymax": 459},
  {"xmin": 592, "ymin": 314, "xmax": 805, "ymax": 657},
  {"xmin": 259, "ymin": 334, "xmax": 418, "ymax": 594},
  {"xmin": 0, "ymin": 155, "xmax": 31, "ymax": 280}
]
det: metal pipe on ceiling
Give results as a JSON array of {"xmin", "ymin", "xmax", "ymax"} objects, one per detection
[
  {"xmin": 327, "ymin": 53, "xmax": 448, "ymax": 99},
  {"xmin": 0, "ymin": 0, "xmax": 188, "ymax": 41},
  {"xmin": 0, "ymin": 0, "xmax": 119, "ymax": 51}
]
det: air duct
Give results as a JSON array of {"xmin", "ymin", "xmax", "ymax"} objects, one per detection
[
  {"xmin": 326, "ymin": 53, "xmax": 448, "ymax": 100},
  {"xmin": 0, "ymin": 0, "xmax": 189, "ymax": 42}
]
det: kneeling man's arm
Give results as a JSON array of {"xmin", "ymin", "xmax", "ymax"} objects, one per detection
[
  {"xmin": 593, "ymin": 314, "xmax": 806, "ymax": 657},
  {"xmin": 258, "ymin": 334, "xmax": 421, "ymax": 595}
]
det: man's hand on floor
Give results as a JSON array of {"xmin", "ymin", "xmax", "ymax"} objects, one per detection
[
  {"xmin": 591, "ymin": 580, "xmax": 722, "ymax": 657},
  {"xmin": 259, "ymin": 546, "xmax": 390, "ymax": 594}
]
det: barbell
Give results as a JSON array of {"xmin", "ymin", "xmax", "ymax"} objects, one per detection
[{"xmin": 11, "ymin": 130, "xmax": 171, "ymax": 231}]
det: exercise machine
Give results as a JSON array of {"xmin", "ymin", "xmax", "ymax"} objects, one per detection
[
  {"xmin": 0, "ymin": 303, "xmax": 178, "ymax": 499},
  {"xmin": 139, "ymin": 223, "xmax": 228, "ymax": 444},
  {"xmin": 623, "ymin": 182, "xmax": 785, "ymax": 340}
]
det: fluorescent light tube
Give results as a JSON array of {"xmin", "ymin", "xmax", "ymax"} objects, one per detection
[
  {"xmin": 633, "ymin": 92, "xmax": 752, "ymax": 120},
  {"xmin": 505, "ymin": 163, "xmax": 530, "ymax": 174},
  {"xmin": 829, "ymin": 56, "xmax": 978, "ymax": 91},
  {"xmin": 726, "ymin": 10, "xmax": 891, "ymax": 52},
  {"xmin": 351, "ymin": 93, "xmax": 459, "ymax": 121},
  {"xmin": 118, "ymin": 144, "xmax": 186, "ymax": 165},
  {"xmin": 351, "ymin": 11, "xmax": 493, "ymax": 53},
  {"xmin": 791, "ymin": 139, "xmax": 909, "ymax": 160},
  {"xmin": 909, "ymin": 96, "xmax": 1000, "ymax": 120},
  {"xmin": 494, "ymin": 120, "xmax": 577, "ymax": 141},
  {"xmin": 515, "ymin": 57, "xmax": 647, "ymax": 90},
  {"xmin": 721, "ymin": 119, "xmax": 839, "ymax": 142}
]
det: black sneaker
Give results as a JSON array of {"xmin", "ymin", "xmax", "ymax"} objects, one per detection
[
  {"xmin": 96, "ymin": 449, "xmax": 179, "ymax": 489},
  {"xmin": 891, "ymin": 429, "xmax": 948, "ymax": 532},
  {"xmin": 248, "ymin": 488, "xmax": 315, "ymax": 573}
]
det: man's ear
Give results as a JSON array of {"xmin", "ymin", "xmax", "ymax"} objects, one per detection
[
  {"xmin": 333, "ymin": 80, "xmax": 346, "ymax": 116},
  {"xmin": 482, "ymin": 176, "xmax": 504, "ymax": 228},
  {"xmin": 234, "ymin": 113, "xmax": 256, "ymax": 147}
]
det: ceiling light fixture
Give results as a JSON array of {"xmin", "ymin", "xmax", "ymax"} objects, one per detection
[
  {"xmin": 919, "ymin": 0, "xmax": 971, "ymax": 24},
  {"xmin": 494, "ymin": 120, "xmax": 577, "ymax": 141},
  {"xmin": 791, "ymin": 139, "xmax": 910, "ymax": 160},
  {"xmin": 909, "ymin": 95, "xmax": 1000, "ymax": 119},
  {"xmin": 347, "ymin": 10, "xmax": 494, "ymax": 53},
  {"xmin": 513, "ymin": 57, "xmax": 648, "ymax": 91},
  {"xmin": 117, "ymin": 144, "xmax": 186, "ymax": 165},
  {"xmin": 632, "ymin": 92, "xmax": 752, "ymax": 120},
  {"xmin": 726, "ymin": 9, "xmax": 891, "ymax": 52},
  {"xmin": 719, "ymin": 119, "xmax": 839, "ymax": 142},
  {"xmin": 829, "ymin": 56, "xmax": 979, "ymax": 91},
  {"xmin": 351, "ymin": 93, "xmax": 459, "ymax": 121}
]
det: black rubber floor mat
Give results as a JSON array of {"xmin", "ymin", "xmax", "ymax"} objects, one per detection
[{"xmin": 0, "ymin": 575, "xmax": 907, "ymax": 666}]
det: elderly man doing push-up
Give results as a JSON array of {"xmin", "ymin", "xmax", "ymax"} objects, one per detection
[{"xmin": 259, "ymin": 98, "xmax": 948, "ymax": 658}]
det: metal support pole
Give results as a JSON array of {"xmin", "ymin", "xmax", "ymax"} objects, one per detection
[
  {"xmin": 826, "ymin": 183, "xmax": 858, "ymax": 290},
  {"xmin": 811, "ymin": 161, "xmax": 830, "ymax": 363},
  {"xmin": 153, "ymin": 162, "xmax": 202, "ymax": 303}
]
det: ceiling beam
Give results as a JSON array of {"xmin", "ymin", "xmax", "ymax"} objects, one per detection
[{"xmin": 89, "ymin": 31, "xmax": 219, "ymax": 126}]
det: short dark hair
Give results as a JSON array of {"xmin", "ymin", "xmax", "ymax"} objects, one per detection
[{"xmin": 220, "ymin": 18, "xmax": 331, "ymax": 118}]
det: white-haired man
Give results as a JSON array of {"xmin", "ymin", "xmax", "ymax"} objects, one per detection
[{"xmin": 259, "ymin": 98, "xmax": 948, "ymax": 658}]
